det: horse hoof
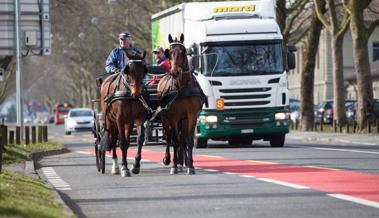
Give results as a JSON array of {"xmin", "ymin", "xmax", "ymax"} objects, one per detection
[
  {"xmin": 112, "ymin": 166, "xmax": 120, "ymax": 175},
  {"xmin": 170, "ymin": 168, "xmax": 178, "ymax": 175},
  {"xmin": 187, "ymin": 168, "xmax": 195, "ymax": 175},
  {"xmin": 132, "ymin": 166, "xmax": 140, "ymax": 174},
  {"xmin": 178, "ymin": 165, "xmax": 184, "ymax": 172},
  {"xmin": 163, "ymin": 157, "xmax": 171, "ymax": 166},
  {"xmin": 121, "ymin": 167, "xmax": 131, "ymax": 177}
]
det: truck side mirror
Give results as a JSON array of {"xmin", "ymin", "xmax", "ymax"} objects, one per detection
[
  {"xmin": 186, "ymin": 47, "xmax": 194, "ymax": 56},
  {"xmin": 287, "ymin": 45, "xmax": 297, "ymax": 70}
]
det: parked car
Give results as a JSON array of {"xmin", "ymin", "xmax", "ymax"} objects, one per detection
[
  {"xmin": 289, "ymin": 98, "xmax": 300, "ymax": 123},
  {"xmin": 64, "ymin": 108, "xmax": 94, "ymax": 135},
  {"xmin": 314, "ymin": 99, "xmax": 356, "ymax": 124},
  {"xmin": 345, "ymin": 99, "xmax": 379, "ymax": 121}
]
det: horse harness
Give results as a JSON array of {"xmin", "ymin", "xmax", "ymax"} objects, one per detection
[{"xmin": 103, "ymin": 60, "xmax": 153, "ymax": 115}]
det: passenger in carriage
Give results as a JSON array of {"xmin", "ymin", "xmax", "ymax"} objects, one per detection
[
  {"xmin": 145, "ymin": 46, "xmax": 171, "ymax": 86},
  {"xmin": 105, "ymin": 31, "xmax": 144, "ymax": 74}
]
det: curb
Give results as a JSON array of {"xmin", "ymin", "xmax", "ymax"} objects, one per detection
[
  {"xmin": 287, "ymin": 132, "xmax": 379, "ymax": 146},
  {"xmin": 27, "ymin": 148, "xmax": 76, "ymax": 218}
]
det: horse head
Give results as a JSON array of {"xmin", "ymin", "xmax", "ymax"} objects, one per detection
[
  {"xmin": 168, "ymin": 34, "xmax": 190, "ymax": 87},
  {"xmin": 123, "ymin": 50, "xmax": 147, "ymax": 97}
]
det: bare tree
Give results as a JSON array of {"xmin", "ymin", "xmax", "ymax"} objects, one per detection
[
  {"xmin": 0, "ymin": 56, "xmax": 15, "ymax": 104},
  {"xmin": 314, "ymin": 0, "xmax": 350, "ymax": 126},
  {"xmin": 300, "ymin": 0, "xmax": 326, "ymax": 130},
  {"xmin": 345, "ymin": 0, "xmax": 379, "ymax": 132},
  {"xmin": 276, "ymin": 0, "xmax": 309, "ymax": 67}
]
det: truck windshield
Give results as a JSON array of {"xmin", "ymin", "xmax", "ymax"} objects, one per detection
[{"xmin": 201, "ymin": 41, "xmax": 283, "ymax": 76}]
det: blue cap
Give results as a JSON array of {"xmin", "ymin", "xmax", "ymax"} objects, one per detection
[{"xmin": 119, "ymin": 31, "xmax": 131, "ymax": 39}]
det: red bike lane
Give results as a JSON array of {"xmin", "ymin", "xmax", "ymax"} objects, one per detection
[{"xmin": 81, "ymin": 147, "xmax": 379, "ymax": 206}]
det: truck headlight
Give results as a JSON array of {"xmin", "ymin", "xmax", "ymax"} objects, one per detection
[
  {"xmin": 206, "ymin": 115, "xmax": 218, "ymax": 123},
  {"xmin": 198, "ymin": 115, "xmax": 218, "ymax": 124},
  {"xmin": 275, "ymin": 112, "xmax": 289, "ymax": 120}
]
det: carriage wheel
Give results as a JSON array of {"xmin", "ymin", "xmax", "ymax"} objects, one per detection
[{"xmin": 94, "ymin": 114, "xmax": 102, "ymax": 172}]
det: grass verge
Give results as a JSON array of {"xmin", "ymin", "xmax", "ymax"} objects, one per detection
[
  {"xmin": 0, "ymin": 170, "xmax": 69, "ymax": 218},
  {"xmin": 0, "ymin": 141, "xmax": 70, "ymax": 218},
  {"xmin": 2, "ymin": 141, "xmax": 64, "ymax": 164}
]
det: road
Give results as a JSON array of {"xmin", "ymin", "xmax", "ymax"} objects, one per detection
[{"xmin": 38, "ymin": 125, "xmax": 379, "ymax": 218}]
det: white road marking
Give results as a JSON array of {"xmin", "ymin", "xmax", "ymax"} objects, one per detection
[
  {"xmin": 203, "ymin": 169, "xmax": 220, "ymax": 172},
  {"xmin": 240, "ymin": 175, "xmax": 256, "ymax": 178},
  {"xmin": 41, "ymin": 167, "xmax": 72, "ymax": 191},
  {"xmin": 328, "ymin": 194, "xmax": 379, "ymax": 209},
  {"xmin": 223, "ymin": 172, "xmax": 237, "ymax": 175},
  {"xmin": 311, "ymin": 147, "xmax": 379, "ymax": 155},
  {"xmin": 291, "ymin": 145, "xmax": 379, "ymax": 155},
  {"xmin": 257, "ymin": 178, "xmax": 310, "ymax": 189},
  {"xmin": 76, "ymin": 150, "xmax": 93, "ymax": 155}
]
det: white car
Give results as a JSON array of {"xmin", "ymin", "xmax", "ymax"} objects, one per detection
[{"xmin": 64, "ymin": 108, "xmax": 94, "ymax": 135}]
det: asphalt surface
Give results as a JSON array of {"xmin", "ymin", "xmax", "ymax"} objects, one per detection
[{"xmin": 36, "ymin": 125, "xmax": 379, "ymax": 218}]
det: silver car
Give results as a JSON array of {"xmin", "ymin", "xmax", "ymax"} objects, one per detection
[{"xmin": 64, "ymin": 108, "xmax": 94, "ymax": 135}]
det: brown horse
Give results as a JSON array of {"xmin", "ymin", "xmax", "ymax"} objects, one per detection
[
  {"xmin": 100, "ymin": 50, "xmax": 149, "ymax": 177},
  {"xmin": 157, "ymin": 34, "xmax": 204, "ymax": 175}
]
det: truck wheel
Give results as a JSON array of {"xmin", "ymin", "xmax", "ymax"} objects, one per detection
[
  {"xmin": 270, "ymin": 134, "xmax": 285, "ymax": 147},
  {"xmin": 195, "ymin": 137, "xmax": 208, "ymax": 148}
]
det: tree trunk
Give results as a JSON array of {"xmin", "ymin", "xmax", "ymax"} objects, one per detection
[
  {"xmin": 0, "ymin": 56, "xmax": 15, "ymax": 104},
  {"xmin": 332, "ymin": 36, "xmax": 346, "ymax": 125},
  {"xmin": 350, "ymin": 1, "xmax": 374, "ymax": 132},
  {"xmin": 300, "ymin": 0, "xmax": 325, "ymax": 131},
  {"xmin": 276, "ymin": 0, "xmax": 288, "ymax": 67}
]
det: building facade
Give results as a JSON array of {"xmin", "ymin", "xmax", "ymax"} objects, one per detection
[{"xmin": 288, "ymin": 28, "xmax": 379, "ymax": 104}]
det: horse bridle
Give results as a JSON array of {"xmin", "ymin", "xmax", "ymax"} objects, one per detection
[
  {"xmin": 120, "ymin": 59, "xmax": 145, "ymax": 91},
  {"xmin": 169, "ymin": 42, "xmax": 188, "ymax": 75},
  {"xmin": 120, "ymin": 60, "xmax": 154, "ymax": 114}
]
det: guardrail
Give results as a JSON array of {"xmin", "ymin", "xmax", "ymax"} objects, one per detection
[{"xmin": 0, "ymin": 124, "xmax": 48, "ymax": 174}]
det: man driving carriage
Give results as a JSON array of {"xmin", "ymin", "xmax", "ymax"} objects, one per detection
[{"xmin": 105, "ymin": 31, "xmax": 144, "ymax": 74}]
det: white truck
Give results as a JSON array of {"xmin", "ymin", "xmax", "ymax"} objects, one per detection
[{"xmin": 151, "ymin": 0, "xmax": 296, "ymax": 148}]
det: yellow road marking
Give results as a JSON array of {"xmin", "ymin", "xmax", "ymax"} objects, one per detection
[{"xmin": 246, "ymin": 160, "xmax": 277, "ymax": 165}]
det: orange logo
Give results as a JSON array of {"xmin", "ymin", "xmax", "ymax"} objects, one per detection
[{"xmin": 216, "ymin": 98, "xmax": 224, "ymax": 110}]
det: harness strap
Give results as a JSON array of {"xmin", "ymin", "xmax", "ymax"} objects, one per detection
[{"xmin": 138, "ymin": 95, "xmax": 154, "ymax": 115}]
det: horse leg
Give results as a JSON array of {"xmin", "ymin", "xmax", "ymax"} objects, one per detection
[
  {"xmin": 111, "ymin": 146, "xmax": 120, "ymax": 175},
  {"xmin": 186, "ymin": 117, "xmax": 197, "ymax": 175},
  {"xmin": 132, "ymin": 123, "xmax": 145, "ymax": 174},
  {"xmin": 177, "ymin": 119, "xmax": 187, "ymax": 172},
  {"xmin": 119, "ymin": 124, "xmax": 131, "ymax": 177},
  {"xmin": 161, "ymin": 118, "xmax": 171, "ymax": 166},
  {"xmin": 170, "ymin": 127, "xmax": 180, "ymax": 175}
]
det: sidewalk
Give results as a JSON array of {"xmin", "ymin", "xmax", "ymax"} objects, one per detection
[{"xmin": 287, "ymin": 130, "xmax": 379, "ymax": 146}]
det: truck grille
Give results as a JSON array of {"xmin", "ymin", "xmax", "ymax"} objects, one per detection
[
  {"xmin": 218, "ymin": 87, "xmax": 271, "ymax": 107},
  {"xmin": 223, "ymin": 111, "xmax": 272, "ymax": 128},
  {"xmin": 219, "ymin": 87, "xmax": 271, "ymax": 93}
]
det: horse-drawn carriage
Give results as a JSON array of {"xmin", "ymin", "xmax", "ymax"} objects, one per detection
[{"xmin": 92, "ymin": 35, "xmax": 205, "ymax": 176}]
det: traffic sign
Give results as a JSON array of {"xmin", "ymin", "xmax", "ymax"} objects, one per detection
[{"xmin": 0, "ymin": 0, "xmax": 51, "ymax": 56}]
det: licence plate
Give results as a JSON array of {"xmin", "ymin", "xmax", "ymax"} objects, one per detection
[{"xmin": 241, "ymin": 129, "xmax": 254, "ymax": 134}]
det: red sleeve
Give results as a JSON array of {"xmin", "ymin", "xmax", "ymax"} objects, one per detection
[{"xmin": 159, "ymin": 60, "xmax": 171, "ymax": 73}]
